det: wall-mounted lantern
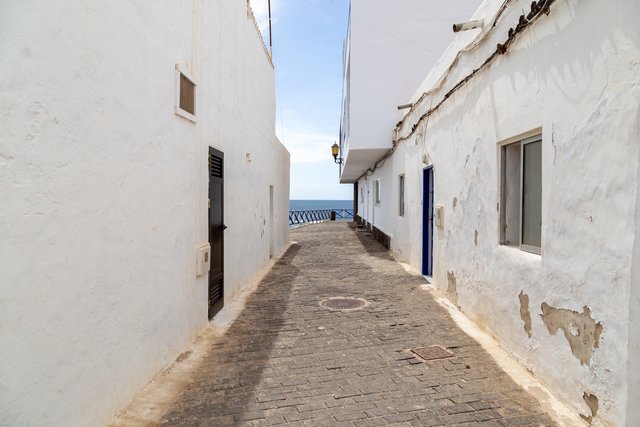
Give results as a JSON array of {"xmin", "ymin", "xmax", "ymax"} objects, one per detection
[{"xmin": 331, "ymin": 142, "xmax": 343, "ymax": 165}]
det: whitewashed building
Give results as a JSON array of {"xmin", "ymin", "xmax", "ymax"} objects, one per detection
[
  {"xmin": 340, "ymin": 0, "xmax": 640, "ymax": 425},
  {"xmin": 0, "ymin": 1, "xmax": 289, "ymax": 426},
  {"xmin": 340, "ymin": 0, "xmax": 482, "ymax": 229}
]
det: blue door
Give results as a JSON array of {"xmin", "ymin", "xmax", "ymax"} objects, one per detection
[{"xmin": 422, "ymin": 167, "xmax": 434, "ymax": 276}]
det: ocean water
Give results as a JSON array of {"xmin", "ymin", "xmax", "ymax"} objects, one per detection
[{"xmin": 289, "ymin": 200, "xmax": 353, "ymax": 211}]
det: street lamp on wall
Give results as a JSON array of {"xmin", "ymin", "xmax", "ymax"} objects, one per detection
[{"xmin": 331, "ymin": 142, "xmax": 343, "ymax": 165}]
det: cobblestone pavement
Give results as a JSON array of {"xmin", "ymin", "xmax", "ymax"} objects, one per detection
[{"xmin": 161, "ymin": 222, "xmax": 555, "ymax": 426}]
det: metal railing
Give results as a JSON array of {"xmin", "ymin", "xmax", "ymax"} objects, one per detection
[{"xmin": 289, "ymin": 209, "xmax": 354, "ymax": 227}]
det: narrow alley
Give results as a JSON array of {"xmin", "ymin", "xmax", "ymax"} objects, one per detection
[
  {"xmin": 158, "ymin": 223, "xmax": 556, "ymax": 426},
  {"xmin": 4, "ymin": 1, "xmax": 639, "ymax": 425}
]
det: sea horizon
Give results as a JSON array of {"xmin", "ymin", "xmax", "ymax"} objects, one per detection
[{"xmin": 289, "ymin": 199, "xmax": 353, "ymax": 211}]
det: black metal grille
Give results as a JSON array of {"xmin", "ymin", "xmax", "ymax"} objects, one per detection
[
  {"xmin": 209, "ymin": 155, "xmax": 223, "ymax": 178},
  {"xmin": 411, "ymin": 346, "xmax": 454, "ymax": 361}
]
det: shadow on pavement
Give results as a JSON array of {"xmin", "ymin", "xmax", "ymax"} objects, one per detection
[
  {"xmin": 349, "ymin": 223, "xmax": 393, "ymax": 260},
  {"xmin": 160, "ymin": 243, "xmax": 302, "ymax": 425}
]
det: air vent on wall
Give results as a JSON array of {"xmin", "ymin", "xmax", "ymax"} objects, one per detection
[{"xmin": 209, "ymin": 155, "xmax": 223, "ymax": 178}]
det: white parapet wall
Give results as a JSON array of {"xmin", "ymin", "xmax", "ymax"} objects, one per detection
[
  {"xmin": 0, "ymin": 1, "xmax": 289, "ymax": 426},
  {"xmin": 356, "ymin": 0, "xmax": 640, "ymax": 425}
]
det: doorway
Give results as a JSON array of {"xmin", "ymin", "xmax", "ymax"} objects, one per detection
[
  {"xmin": 422, "ymin": 167, "xmax": 434, "ymax": 276},
  {"xmin": 269, "ymin": 185, "xmax": 274, "ymax": 258},
  {"xmin": 208, "ymin": 147, "xmax": 225, "ymax": 319},
  {"xmin": 353, "ymin": 183, "xmax": 358, "ymax": 220}
]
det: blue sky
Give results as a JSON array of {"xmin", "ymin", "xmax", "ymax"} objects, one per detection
[{"xmin": 249, "ymin": 0, "xmax": 353, "ymax": 200}]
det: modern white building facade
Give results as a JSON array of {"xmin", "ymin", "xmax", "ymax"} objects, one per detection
[
  {"xmin": 0, "ymin": 1, "xmax": 289, "ymax": 426},
  {"xmin": 340, "ymin": 0, "xmax": 640, "ymax": 425},
  {"xmin": 339, "ymin": 0, "xmax": 482, "ymax": 184}
]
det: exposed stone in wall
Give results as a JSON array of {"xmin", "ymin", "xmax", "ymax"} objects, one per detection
[
  {"xmin": 452, "ymin": 197, "xmax": 458, "ymax": 210},
  {"xmin": 580, "ymin": 392, "xmax": 599, "ymax": 424},
  {"xmin": 474, "ymin": 229, "xmax": 478, "ymax": 247},
  {"xmin": 447, "ymin": 271, "xmax": 458, "ymax": 306},
  {"xmin": 540, "ymin": 303, "xmax": 603, "ymax": 365},
  {"xmin": 518, "ymin": 291, "xmax": 532, "ymax": 338}
]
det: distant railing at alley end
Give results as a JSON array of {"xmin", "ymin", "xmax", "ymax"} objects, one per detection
[{"xmin": 289, "ymin": 209, "xmax": 354, "ymax": 228}]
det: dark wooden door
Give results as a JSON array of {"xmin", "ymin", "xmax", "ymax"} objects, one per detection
[
  {"xmin": 353, "ymin": 183, "xmax": 358, "ymax": 218},
  {"xmin": 208, "ymin": 147, "xmax": 224, "ymax": 319}
]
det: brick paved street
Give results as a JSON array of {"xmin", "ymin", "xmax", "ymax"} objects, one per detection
[{"xmin": 161, "ymin": 222, "xmax": 555, "ymax": 426}]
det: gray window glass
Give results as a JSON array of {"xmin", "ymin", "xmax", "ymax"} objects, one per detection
[{"xmin": 522, "ymin": 140, "xmax": 542, "ymax": 250}]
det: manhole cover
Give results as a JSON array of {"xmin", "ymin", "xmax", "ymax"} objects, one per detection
[
  {"xmin": 410, "ymin": 345, "xmax": 454, "ymax": 361},
  {"xmin": 320, "ymin": 297, "xmax": 367, "ymax": 311}
]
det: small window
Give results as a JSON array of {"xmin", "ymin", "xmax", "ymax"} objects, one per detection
[
  {"xmin": 175, "ymin": 64, "xmax": 196, "ymax": 122},
  {"xmin": 374, "ymin": 179, "xmax": 381, "ymax": 205},
  {"xmin": 500, "ymin": 135, "xmax": 542, "ymax": 254},
  {"xmin": 180, "ymin": 74, "xmax": 195, "ymax": 114},
  {"xmin": 398, "ymin": 174, "xmax": 405, "ymax": 217}
]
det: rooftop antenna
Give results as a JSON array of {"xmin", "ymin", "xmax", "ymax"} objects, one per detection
[{"xmin": 268, "ymin": 0, "xmax": 273, "ymax": 60}]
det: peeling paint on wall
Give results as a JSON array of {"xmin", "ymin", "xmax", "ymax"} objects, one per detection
[
  {"xmin": 518, "ymin": 291, "xmax": 532, "ymax": 338},
  {"xmin": 447, "ymin": 271, "xmax": 458, "ymax": 306},
  {"xmin": 580, "ymin": 392, "xmax": 598, "ymax": 424},
  {"xmin": 540, "ymin": 303, "xmax": 603, "ymax": 365},
  {"xmin": 348, "ymin": 0, "xmax": 640, "ymax": 423}
]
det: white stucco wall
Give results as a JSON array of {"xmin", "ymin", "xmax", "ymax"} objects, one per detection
[
  {"xmin": 0, "ymin": 1, "xmax": 289, "ymax": 426},
  {"xmin": 628, "ymin": 144, "xmax": 640, "ymax": 427},
  {"xmin": 357, "ymin": 0, "xmax": 640, "ymax": 425}
]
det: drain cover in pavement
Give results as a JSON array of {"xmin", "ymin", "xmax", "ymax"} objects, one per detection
[
  {"xmin": 320, "ymin": 297, "xmax": 367, "ymax": 311},
  {"xmin": 410, "ymin": 345, "xmax": 454, "ymax": 361}
]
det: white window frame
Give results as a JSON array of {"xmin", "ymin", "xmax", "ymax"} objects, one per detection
[
  {"xmin": 174, "ymin": 64, "xmax": 197, "ymax": 123},
  {"xmin": 500, "ymin": 134, "xmax": 542, "ymax": 255},
  {"xmin": 374, "ymin": 179, "xmax": 381, "ymax": 205}
]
